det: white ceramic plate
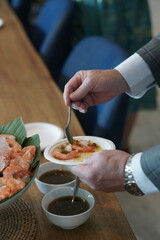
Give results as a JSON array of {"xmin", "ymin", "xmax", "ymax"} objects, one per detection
[
  {"xmin": 44, "ymin": 136, "xmax": 115, "ymax": 166},
  {"xmin": 0, "ymin": 18, "xmax": 4, "ymax": 28},
  {"xmin": 25, "ymin": 122, "xmax": 64, "ymax": 151}
]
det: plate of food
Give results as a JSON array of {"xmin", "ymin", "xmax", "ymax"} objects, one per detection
[
  {"xmin": 25, "ymin": 122, "xmax": 64, "ymax": 151},
  {"xmin": 0, "ymin": 117, "xmax": 41, "ymax": 210},
  {"xmin": 44, "ymin": 136, "xmax": 115, "ymax": 166}
]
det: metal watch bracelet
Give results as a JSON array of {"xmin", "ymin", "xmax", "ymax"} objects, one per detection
[{"xmin": 124, "ymin": 154, "xmax": 144, "ymax": 196}]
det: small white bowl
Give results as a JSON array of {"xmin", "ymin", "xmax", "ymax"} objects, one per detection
[
  {"xmin": 41, "ymin": 187, "xmax": 95, "ymax": 229},
  {"xmin": 35, "ymin": 162, "xmax": 76, "ymax": 194}
]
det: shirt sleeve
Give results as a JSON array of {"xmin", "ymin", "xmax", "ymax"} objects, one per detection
[
  {"xmin": 115, "ymin": 53, "xmax": 156, "ymax": 98},
  {"xmin": 131, "ymin": 153, "xmax": 159, "ymax": 194},
  {"xmin": 137, "ymin": 33, "xmax": 160, "ymax": 87}
]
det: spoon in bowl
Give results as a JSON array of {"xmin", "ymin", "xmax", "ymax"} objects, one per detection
[
  {"xmin": 64, "ymin": 106, "xmax": 81, "ymax": 203},
  {"xmin": 72, "ymin": 176, "xmax": 81, "ymax": 203}
]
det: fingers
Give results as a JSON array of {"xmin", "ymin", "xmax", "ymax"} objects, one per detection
[
  {"xmin": 63, "ymin": 71, "xmax": 92, "ymax": 112},
  {"xmin": 72, "ymin": 163, "xmax": 95, "ymax": 189},
  {"xmin": 63, "ymin": 71, "xmax": 83, "ymax": 106},
  {"xmin": 71, "ymin": 154, "xmax": 99, "ymax": 187},
  {"xmin": 69, "ymin": 79, "xmax": 90, "ymax": 101},
  {"xmin": 71, "ymin": 101, "xmax": 87, "ymax": 113}
]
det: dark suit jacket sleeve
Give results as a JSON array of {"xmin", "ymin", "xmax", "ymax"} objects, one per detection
[
  {"xmin": 141, "ymin": 144, "xmax": 160, "ymax": 190},
  {"xmin": 137, "ymin": 33, "xmax": 160, "ymax": 87}
]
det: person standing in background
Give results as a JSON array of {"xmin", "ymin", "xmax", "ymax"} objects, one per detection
[{"xmin": 71, "ymin": 0, "xmax": 157, "ymax": 151}]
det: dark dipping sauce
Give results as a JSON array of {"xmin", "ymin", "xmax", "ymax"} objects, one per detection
[
  {"xmin": 48, "ymin": 196, "xmax": 90, "ymax": 216},
  {"xmin": 39, "ymin": 169, "xmax": 75, "ymax": 184}
]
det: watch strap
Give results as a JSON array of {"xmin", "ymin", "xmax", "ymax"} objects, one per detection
[{"xmin": 124, "ymin": 155, "xmax": 144, "ymax": 196}]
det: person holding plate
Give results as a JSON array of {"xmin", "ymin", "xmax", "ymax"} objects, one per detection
[{"xmin": 63, "ymin": 34, "xmax": 160, "ymax": 196}]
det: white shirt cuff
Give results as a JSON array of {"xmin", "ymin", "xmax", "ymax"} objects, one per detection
[
  {"xmin": 131, "ymin": 153, "xmax": 159, "ymax": 194},
  {"xmin": 115, "ymin": 53, "xmax": 156, "ymax": 98}
]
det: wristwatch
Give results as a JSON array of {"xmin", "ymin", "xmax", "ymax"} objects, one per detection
[{"xmin": 124, "ymin": 155, "xmax": 144, "ymax": 196}]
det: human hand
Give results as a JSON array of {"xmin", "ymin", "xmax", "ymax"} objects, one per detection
[
  {"xmin": 63, "ymin": 69, "xmax": 129, "ymax": 113},
  {"xmin": 72, "ymin": 150, "xmax": 130, "ymax": 193}
]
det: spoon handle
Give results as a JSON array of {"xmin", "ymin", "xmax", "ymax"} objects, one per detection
[{"xmin": 72, "ymin": 177, "xmax": 81, "ymax": 203}]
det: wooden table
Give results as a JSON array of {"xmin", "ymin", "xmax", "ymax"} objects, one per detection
[{"xmin": 0, "ymin": 1, "xmax": 136, "ymax": 239}]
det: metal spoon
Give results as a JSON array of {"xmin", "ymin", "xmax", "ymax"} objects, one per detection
[
  {"xmin": 72, "ymin": 176, "xmax": 81, "ymax": 203},
  {"xmin": 64, "ymin": 106, "xmax": 74, "ymax": 144},
  {"xmin": 64, "ymin": 106, "xmax": 80, "ymax": 202}
]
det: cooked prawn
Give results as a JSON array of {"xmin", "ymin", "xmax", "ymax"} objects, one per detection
[
  {"xmin": 52, "ymin": 149, "xmax": 80, "ymax": 160},
  {"xmin": 72, "ymin": 145, "xmax": 95, "ymax": 152},
  {"xmin": 5, "ymin": 138, "xmax": 22, "ymax": 153},
  {"xmin": 9, "ymin": 158, "xmax": 30, "ymax": 170},
  {"xmin": 0, "ymin": 177, "xmax": 15, "ymax": 199},
  {"xmin": 0, "ymin": 176, "xmax": 25, "ymax": 200},
  {"xmin": 3, "ymin": 165, "xmax": 31, "ymax": 183},
  {"xmin": 22, "ymin": 145, "xmax": 36, "ymax": 164},
  {"xmin": 0, "ymin": 134, "xmax": 36, "ymax": 202},
  {"xmin": 8, "ymin": 145, "xmax": 36, "ymax": 170},
  {"xmin": 5, "ymin": 152, "xmax": 22, "ymax": 161},
  {"xmin": 11, "ymin": 178, "xmax": 25, "ymax": 192},
  {"xmin": 0, "ymin": 157, "xmax": 9, "ymax": 173},
  {"xmin": 0, "ymin": 134, "xmax": 15, "ymax": 140},
  {"xmin": 0, "ymin": 185, "xmax": 11, "ymax": 200}
]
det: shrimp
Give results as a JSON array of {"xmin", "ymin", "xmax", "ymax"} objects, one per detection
[
  {"xmin": 3, "ymin": 166, "xmax": 31, "ymax": 183},
  {"xmin": 6, "ymin": 146, "xmax": 36, "ymax": 170},
  {"xmin": 11, "ymin": 178, "xmax": 25, "ymax": 192},
  {"xmin": 0, "ymin": 134, "xmax": 36, "ymax": 202},
  {"xmin": 52, "ymin": 149, "xmax": 80, "ymax": 160},
  {"xmin": 0, "ymin": 135, "xmax": 21, "ymax": 161},
  {"xmin": 72, "ymin": 139, "xmax": 96, "ymax": 152},
  {"xmin": 0, "ymin": 177, "xmax": 25, "ymax": 200},
  {"xmin": 22, "ymin": 145, "xmax": 36, "ymax": 164},
  {"xmin": 0, "ymin": 177, "xmax": 15, "ymax": 200},
  {"xmin": 72, "ymin": 145, "xmax": 95, "ymax": 152},
  {"xmin": 0, "ymin": 185, "xmax": 11, "ymax": 200},
  {"xmin": 9, "ymin": 158, "xmax": 30, "ymax": 170},
  {"xmin": 5, "ymin": 152, "xmax": 22, "ymax": 161},
  {"xmin": 0, "ymin": 177, "xmax": 21, "ymax": 195},
  {"xmin": 0, "ymin": 134, "xmax": 15, "ymax": 140},
  {"xmin": 0, "ymin": 157, "xmax": 9, "ymax": 173},
  {"xmin": 5, "ymin": 138, "xmax": 22, "ymax": 153},
  {"xmin": 0, "ymin": 159, "xmax": 6, "ymax": 173}
]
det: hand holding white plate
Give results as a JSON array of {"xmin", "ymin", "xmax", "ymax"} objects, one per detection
[{"xmin": 44, "ymin": 136, "xmax": 115, "ymax": 166}]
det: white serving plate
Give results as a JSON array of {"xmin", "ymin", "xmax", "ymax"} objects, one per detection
[
  {"xmin": 25, "ymin": 122, "xmax": 64, "ymax": 151},
  {"xmin": 44, "ymin": 136, "xmax": 115, "ymax": 166}
]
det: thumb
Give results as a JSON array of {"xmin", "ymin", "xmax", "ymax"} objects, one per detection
[
  {"xmin": 70, "ymin": 80, "xmax": 91, "ymax": 102},
  {"xmin": 72, "ymin": 163, "xmax": 90, "ymax": 178},
  {"xmin": 72, "ymin": 164, "xmax": 95, "ymax": 189}
]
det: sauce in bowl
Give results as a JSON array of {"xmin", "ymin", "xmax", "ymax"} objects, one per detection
[
  {"xmin": 39, "ymin": 169, "xmax": 75, "ymax": 184},
  {"xmin": 48, "ymin": 196, "xmax": 90, "ymax": 216}
]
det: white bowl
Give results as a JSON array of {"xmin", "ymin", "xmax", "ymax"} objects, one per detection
[
  {"xmin": 35, "ymin": 162, "xmax": 76, "ymax": 194},
  {"xmin": 41, "ymin": 187, "xmax": 95, "ymax": 229}
]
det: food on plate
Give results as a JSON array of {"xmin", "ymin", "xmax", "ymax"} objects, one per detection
[
  {"xmin": 0, "ymin": 134, "xmax": 36, "ymax": 201},
  {"xmin": 52, "ymin": 139, "xmax": 101, "ymax": 161}
]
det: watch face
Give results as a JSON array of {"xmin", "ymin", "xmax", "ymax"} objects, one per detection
[{"xmin": 125, "ymin": 184, "xmax": 144, "ymax": 196}]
